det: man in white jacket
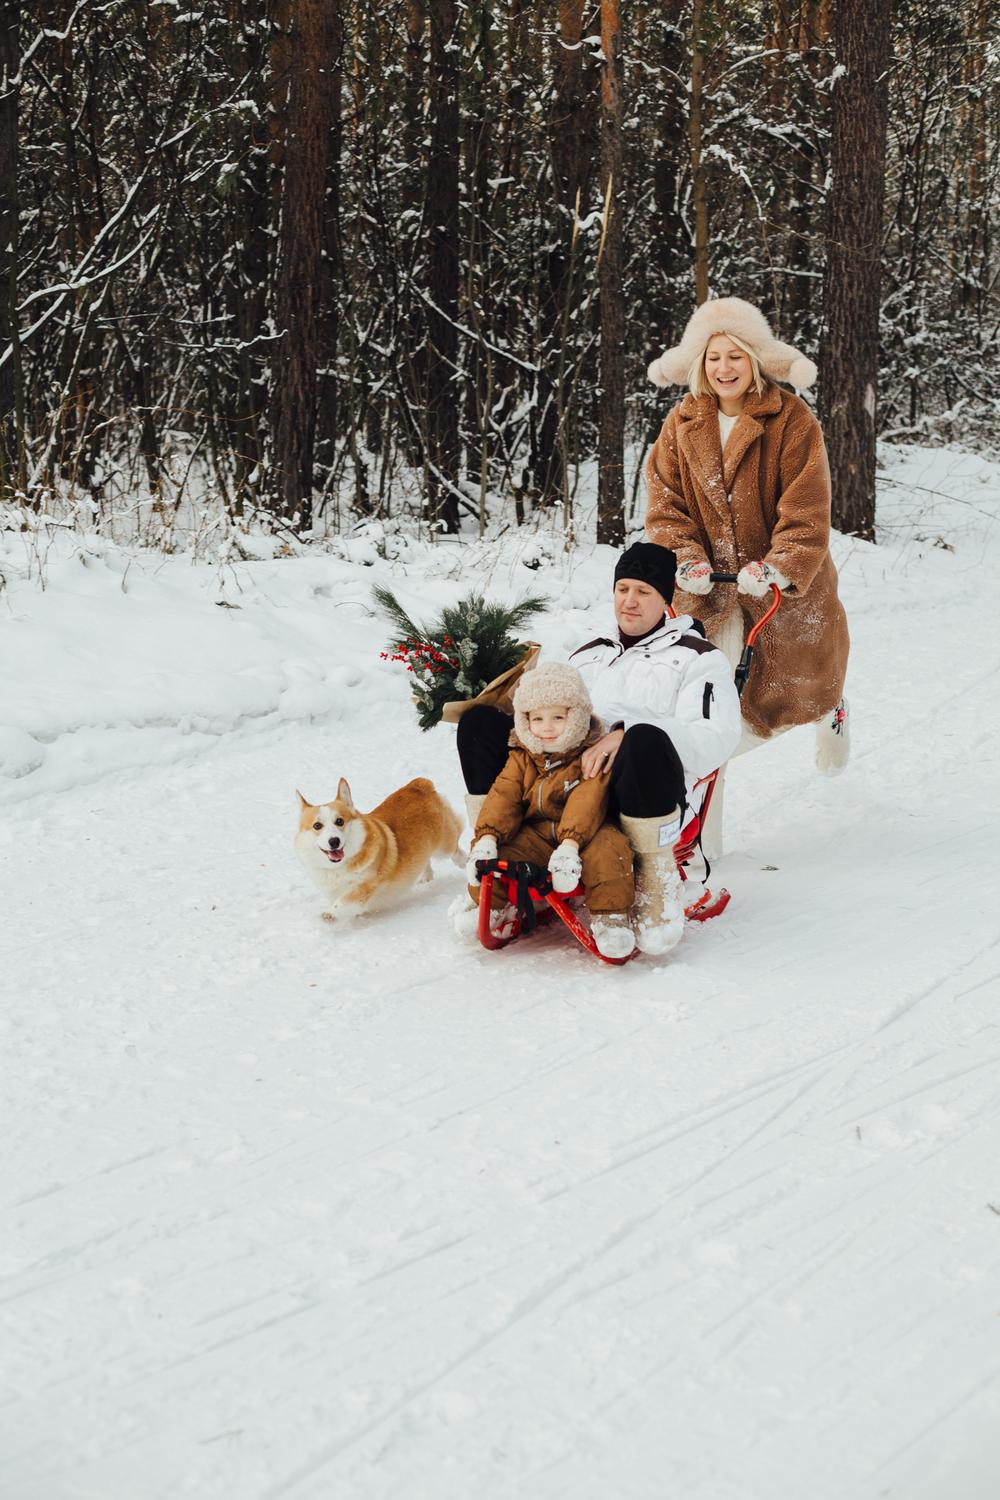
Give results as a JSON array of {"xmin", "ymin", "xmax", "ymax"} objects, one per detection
[
  {"xmin": 458, "ymin": 542, "xmax": 741, "ymax": 955},
  {"xmin": 569, "ymin": 542, "xmax": 741, "ymax": 953}
]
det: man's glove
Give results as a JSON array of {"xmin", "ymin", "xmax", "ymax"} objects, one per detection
[
  {"xmin": 676, "ymin": 559, "xmax": 714, "ymax": 596},
  {"xmin": 737, "ymin": 560, "xmax": 790, "ymax": 598},
  {"xmin": 548, "ymin": 840, "xmax": 582, "ymax": 894},
  {"xmin": 466, "ymin": 835, "xmax": 498, "ymax": 884}
]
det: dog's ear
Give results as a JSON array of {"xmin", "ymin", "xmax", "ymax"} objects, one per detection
[
  {"xmin": 336, "ymin": 777, "xmax": 353, "ymax": 808},
  {"xmin": 295, "ymin": 789, "xmax": 310, "ymax": 809}
]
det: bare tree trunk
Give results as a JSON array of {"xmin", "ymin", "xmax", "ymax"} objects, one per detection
[
  {"xmin": 316, "ymin": 0, "xmax": 343, "ymax": 499},
  {"xmin": 597, "ymin": 0, "xmax": 625, "ymax": 547},
  {"xmin": 651, "ymin": 0, "xmax": 688, "ymax": 340},
  {"xmin": 270, "ymin": 0, "xmax": 335, "ymax": 529},
  {"xmin": 689, "ymin": 0, "xmax": 709, "ymax": 303},
  {"xmin": 425, "ymin": 0, "xmax": 460, "ymax": 534},
  {"xmin": 787, "ymin": 0, "xmax": 829, "ymax": 329},
  {"xmin": 537, "ymin": 0, "xmax": 596, "ymax": 509},
  {"xmin": 0, "ymin": 1, "xmax": 21, "ymax": 497},
  {"xmin": 819, "ymin": 0, "xmax": 889, "ymax": 541}
]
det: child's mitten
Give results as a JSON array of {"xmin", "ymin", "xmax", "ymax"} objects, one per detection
[
  {"xmin": 548, "ymin": 839, "xmax": 582, "ymax": 894},
  {"xmin": 466, "ymin": 835, "xmax": 498, "ymax": 884}
]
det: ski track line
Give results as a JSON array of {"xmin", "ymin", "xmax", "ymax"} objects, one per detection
[
  {"xmin": 254, "ymin": 1206, "xmax": 669, "ymax": 1500},
  {"xmin": 874, "ymin": 930, "xmax": 1000, "ymax": 1034},
  {"xmin": 536, "ymin": 1045, "xmax": 852, "ymax": 1205},
  {"xmin": 869, "ymin": 1363, "xmax": 1000, "ymax": 1480},
  {"xmin": 531, "ymin": 950, "xmax": 1000, "ymax": 1277}
]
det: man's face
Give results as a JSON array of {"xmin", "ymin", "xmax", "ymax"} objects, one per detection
[{"xmin": 614, "ymin": 579, "xmax": 667, "ymax": 636}]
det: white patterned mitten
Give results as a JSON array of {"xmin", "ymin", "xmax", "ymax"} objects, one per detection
[
  {"xmin": 737, "ymin": 560, "xmax": 790, "ymax": 598},
  {"xmin": 466, "ymin": 835, "xmax": 498, "ymax": 885},
  {"xmin": 548, "ymin": 840, "xmax": 582, "ymax": 894},
  {"xmin": 676, "ymin": 559, "xmax": 714, "ymax": 596}
]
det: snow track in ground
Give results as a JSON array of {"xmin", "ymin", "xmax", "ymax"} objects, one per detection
[{"xmin": 2, "ymin": 446, "xmax": 1000, "ymax": 1497}]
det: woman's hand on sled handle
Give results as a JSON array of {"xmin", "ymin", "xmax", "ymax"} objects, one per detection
[
  {"xmin": 582, "ymin": 728, "xmax": 624, "ymax": 779},
  {"xmin": 548, "ymin": 840, "xmax": 582, "ymax": 894},
  {"xmin": 737, "ymin": 561, "xmax": 791, "ymax": 598},
  {"xmin": 467, "ymin": 834, "xmax": 497, "ymax": 884},
  {"xmin": 677, "ymin": 559, "xmax": 714, "ymax": 596}
]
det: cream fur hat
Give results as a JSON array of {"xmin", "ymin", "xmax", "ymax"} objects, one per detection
[
  {"xmin": 647, "ymin": 297, "xmax": 818, "ymax": 391},
  {"xmin": 512, "ymin": 661, "xmax": 596, "ymax": 756}
]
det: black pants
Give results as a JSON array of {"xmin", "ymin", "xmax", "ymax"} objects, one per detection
[{"xmin": 456, "ymin": 705, "xmax": 686, "ymax": 819}]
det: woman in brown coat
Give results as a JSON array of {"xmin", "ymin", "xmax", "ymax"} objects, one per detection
[{"xmin": 645, "ymin": 298, "xmax": 850, "ymax": 772}]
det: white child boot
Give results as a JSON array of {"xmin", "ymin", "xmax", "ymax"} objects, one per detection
[{"xmin": 590, "ymin": 912, "xmax": 636, "ymax": 960}]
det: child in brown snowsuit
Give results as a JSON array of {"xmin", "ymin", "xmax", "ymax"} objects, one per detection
[{"xmin": 466, "ymin": 661, "xmax": 635, "ymax": 959}]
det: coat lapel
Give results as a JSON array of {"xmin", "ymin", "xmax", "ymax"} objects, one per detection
[
  {"xmin": 721, "ymin": 385, "xmax": 782, "ymax": 490},
  {"xmin": 675, "ymin": 395, "xmax": 733, "ymax": 534}
]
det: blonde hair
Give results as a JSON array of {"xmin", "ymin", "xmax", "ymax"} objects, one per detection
[{"xmin": 688, "ymin": 331, "xmax": 766, "ymax": 400}]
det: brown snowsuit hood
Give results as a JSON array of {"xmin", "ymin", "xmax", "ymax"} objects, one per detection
[{"xmin": 645, "ymin": 383, "xmax": 849, "ymax": 738}]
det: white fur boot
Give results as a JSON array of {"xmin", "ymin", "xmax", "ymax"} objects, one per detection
[
  {"xmin": 448, "ymin": 889, "xmax": 480, "ymax": 937},
  {"xmin": 591, "ymin": 912, "xmax": 636, "ymax": 960},
  {"xmin": 815, "ymin": 697, "xmax": 850, "ymax": 776},
  {"xmin": 464, "ymin": 791, "xmax": 486, "ymax": 832},
  {"xmin": 620, "ymin": 811, "xmax": 685, "ymax": 956}
]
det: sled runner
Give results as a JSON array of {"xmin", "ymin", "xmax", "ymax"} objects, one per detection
[{"xmin": 476, "ymin": 576, "xmax": 781, "ymax": 964}]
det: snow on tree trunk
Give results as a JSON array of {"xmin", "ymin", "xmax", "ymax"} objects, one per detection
[
  {"xmin": 819, "ymin": 0, "xmax": 889, "ymax": 542},
  {"xmin": 597, "ymin": 0, "xmax": 625, "ymax": 548},
  {"xmin": 269, "ymin": 0, "xmax": 335, "ymax": 531},
  {"xmin": 424, "ymin": 0, "xmax": 460, "ymax": 536}
]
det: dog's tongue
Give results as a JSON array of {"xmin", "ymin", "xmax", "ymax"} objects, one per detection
[{"xmin": 325, "ymin": 848, "xmax": 345, "ymax": 863}]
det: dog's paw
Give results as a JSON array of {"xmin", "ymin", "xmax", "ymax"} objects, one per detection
[{"xmin": 321, "ymin": 910, "xmax": 338, "ymax": 924}]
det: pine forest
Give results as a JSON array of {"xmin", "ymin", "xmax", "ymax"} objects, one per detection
[{"xmin": 1, "ymin": 0, "xmax": 996, "ymax": 551}]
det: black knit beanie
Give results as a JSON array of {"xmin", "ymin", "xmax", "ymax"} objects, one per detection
[{"xmin": 613, "ymin": 542, "xmax": 677, "ymax": 605}]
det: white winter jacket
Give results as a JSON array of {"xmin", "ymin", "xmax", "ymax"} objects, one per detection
[{"xmin": 571, "ymin": 614, "xmax": 742, "ymax": 808}]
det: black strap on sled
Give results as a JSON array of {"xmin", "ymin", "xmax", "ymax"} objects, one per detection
[{"xmin": 476, "ymin": 859, "xmax": 552, "ymax": 935}]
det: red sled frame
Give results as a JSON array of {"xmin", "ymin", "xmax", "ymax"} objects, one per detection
[{"xmin": 476, "ymin": 579, "xmax": 781, "ymax": 964}]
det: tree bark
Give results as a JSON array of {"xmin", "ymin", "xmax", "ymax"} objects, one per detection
[
  {"xmin": 315, "ymin": 0, "xmax": 343, "ymax": 498},
  {"xmin": 597, "ymin": 0, "xmax": 625, "ymax": 547},
  {"xmin": 818, "ymin": 0, "xmax": 889, "ymax": 541},
  {"xmin": 425, "ymin": 0, "xmax": 461, "ymax": 534},
  {"xmin": 650, "ymin": 0, "xmax": 688, "ymax": 341},
  {"xmin": 689, "ymin": 0, "xmax": 709, "ymax": 304},
  {"xmin": 0, "ymin": 2, "xmax": 21, "ymax": 496},
  {"xmin": 536, "ymin": 0, "xmax": 596, "ymax": 509},
  {"xmin": 270, "ymin": 0, "xmax": 336, "ymax": 529}
]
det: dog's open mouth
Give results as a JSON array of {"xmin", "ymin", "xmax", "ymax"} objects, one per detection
[{"xmin": 323, "ymin": 848, "xmax": 345, "ymax": 863}]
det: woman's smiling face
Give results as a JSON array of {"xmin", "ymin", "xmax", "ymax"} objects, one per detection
[{"xmin": 704, "ymin": 334, "xmax": 754, "ymax": 408}]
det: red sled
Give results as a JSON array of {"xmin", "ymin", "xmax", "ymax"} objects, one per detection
[{"xmin": 475, "ymin": 578, "xmax": 780, "ymax": 965}]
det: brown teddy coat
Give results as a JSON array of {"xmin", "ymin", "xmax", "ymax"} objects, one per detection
[
  {"xmin": 473, "ymin": 728, "xmax": 634, "ymax": 915},
  {"xmin": 645, "ymin": 383, "xmax": 850, "ymax": 739}
]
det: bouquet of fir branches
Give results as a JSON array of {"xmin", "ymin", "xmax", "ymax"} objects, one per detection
[{"xmin": 374, "ymin": 587, "xmax": 548, "ymax": 731}]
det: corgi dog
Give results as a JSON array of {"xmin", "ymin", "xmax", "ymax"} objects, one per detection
[{"xmin": 295, "ymin": 776, "xmax": 462, "ymax": 923}]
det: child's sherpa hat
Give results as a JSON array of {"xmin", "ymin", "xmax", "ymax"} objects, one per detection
[
  {"xmin": 647, "ymin": 296, "xmax": 817, "ymax": 390},
  {"xmin": 512, "ymin": 661, "xmax": 596, "ymax": 756}
]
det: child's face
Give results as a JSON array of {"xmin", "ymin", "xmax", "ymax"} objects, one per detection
[{"xmin": 527, "ymin": 706, "xmax": 571, "ymax": 744}]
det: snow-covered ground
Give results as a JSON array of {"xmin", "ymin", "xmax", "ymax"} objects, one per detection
[{"xmin": 2, "ymin": 445, "xmax": 999, "ymax": 1500}]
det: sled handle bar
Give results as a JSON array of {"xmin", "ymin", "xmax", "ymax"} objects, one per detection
[{"xmin": 706, "ymin": 575, "xmax": 782, "ymax": 696}]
